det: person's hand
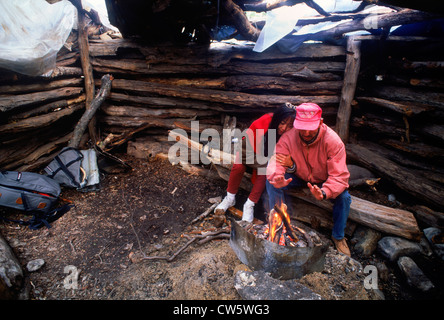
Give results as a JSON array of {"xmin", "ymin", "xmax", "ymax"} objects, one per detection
[
  {"xmin": 307, "ymin": 182, "xmax": 323, "ymax": 201},
  {"xmin": 275, "ymin": 154, "xmax": 293, "ymax": 167},
  {"xmin": 269, "ymin": 175, "xmax": 292, "ymax": 189}
]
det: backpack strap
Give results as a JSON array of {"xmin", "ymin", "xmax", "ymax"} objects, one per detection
[
  {"xmin": 0, "ymin": 204, "xmax": 74, "ymax": 230},
  {"xmin": 47, "ymin": 150, "xmax": 83, "ymax": 188}
]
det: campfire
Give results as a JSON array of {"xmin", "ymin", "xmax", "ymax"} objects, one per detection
[
  {"xmin": 229, "ymin": 201, "xmax": 329, "ymax": 280},
  {"xmin": 266, "ymin": 203, "xmax": 315, "ymax": 247}
]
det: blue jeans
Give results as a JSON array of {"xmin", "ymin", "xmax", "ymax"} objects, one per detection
[{"xmin": 266, "ymin": 172, "xmax": 351, "ymax": 240}]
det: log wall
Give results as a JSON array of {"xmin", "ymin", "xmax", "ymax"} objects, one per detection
[
  {"xmin": 88, "ymin": 39, "xmax": 346, "ymax": 141},
  {"xmin": 0, "ymin": 37, "xmax": 347, "ymax": 172},
  {"xmin": 347, "ymin": 37, "xmax": 444, "ymax": 210}
]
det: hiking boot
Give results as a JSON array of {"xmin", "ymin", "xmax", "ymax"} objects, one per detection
[
  {"xmin": 332, "ymin": 237, "xmax": 351, "ymax": 257},
  {"xmin": 214, "ymin": 194, "xmax": 236, "ymax": 215},
  {"xmin": 242, "ymin": 199, "xmax": 255, "ymax": 223}
]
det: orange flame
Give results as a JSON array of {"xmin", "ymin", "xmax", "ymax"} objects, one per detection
[{"xmin": 267, "ymin": 202, "xmax": 291, "ymax": 245}]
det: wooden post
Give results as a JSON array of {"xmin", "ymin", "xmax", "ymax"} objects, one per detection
[
  {"xmin": 336, "ymin": 36, "xmax": 361, "ymax": 142},
  {"xmin": 72, "ymin": 0, "xmax": 97, "ymax": 144}
]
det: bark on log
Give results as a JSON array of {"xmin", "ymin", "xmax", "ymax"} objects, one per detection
[
  {"xmin": 222, "ymin": 0, "xmax": 260, "ymax": 41},
  {"xmin": 75, "ymin": 0, "xmax": 97, "ymax": 143},
  {"xmin": 288, "ymin": 9, "xmax": 440, "ymax": 42},
  {"xmin": 2, "ymin": 133, "xmax": 72, "ymax": 171},
  {"xmin": 0, "ymin": 78, "xmax": 83, "ymax": 94},
  {"xmin": 0, "ymin": 87, "xmax": 83, "ymax": 113},
  {"xmin": 69, "ymin": 74, "xmax": 113, "ymax": 148},
  {"xmin": 91, "ymin": 57, "xmax": 345, "ymax": 76},
  {"xmin": 8, "ymin": 95, "xmax": 86, "ymax": 121},
  {"xmin": 110, "ymin": 78, "xmax": 340, "ymax": 109},
  {"xmin": 89, "ymin": 40, "xmax": 345, "ymax": 62},
  {"xmin": 356, "ymin": 96, "xmax": 434, "ymax": 116},
  {"xmin": 225, "ymin": 76, "xmax": 342, "ymax": 95},
  {"xmin": 367, "ymin": 85, "xmax": 444, "ymax": 109},
  {"xmin": 379, "ymin": 139, "xmax": 444, "ymax": 163},
  {"xmin": 0, "ymin": 104, "xmax": 84, "ymax": 134},
  {"xmin": 287, "ymin": 189, "xmax": 422, "ymax": 241},
  {"xmin": 346, "ymin": 143, "xmax": 444, "ymax": 210},
  {"xmin": 101, "ymin": 104, "xmax": 219, "ymax": 118},
  {"xmin": 336, "ymin": 36, "xmax": 361, "ymax": 142}
]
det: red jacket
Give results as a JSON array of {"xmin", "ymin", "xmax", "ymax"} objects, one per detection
[
  {"xmin": 266, "ymin": 124, "xmax": 350, "ymax": 199},
  {"xmin": 246, "ymin": 113, "xmax": 272, "ymax": 154}
]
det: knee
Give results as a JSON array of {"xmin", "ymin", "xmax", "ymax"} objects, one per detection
[{"xmin": 336, "ymin": 190, "xmax": 352, "ymax": 205}]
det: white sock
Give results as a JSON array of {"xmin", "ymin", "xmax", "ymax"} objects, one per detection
[{"xmin": 226, "ymin": 192, "xmax": 236, "ymax": 201}]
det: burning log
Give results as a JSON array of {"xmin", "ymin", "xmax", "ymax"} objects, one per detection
[{"xmin": 272, "ymin": 204, "xmax": 314, "ymax": 247}]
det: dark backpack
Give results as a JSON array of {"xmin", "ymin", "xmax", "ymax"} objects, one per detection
[
  {"xmin": 0, "ymin": 171, "xmax": 72, "ymax": 229},
  {"xmin": 44, "ymin": 147, "xmax": 86, "ymax": 189}
]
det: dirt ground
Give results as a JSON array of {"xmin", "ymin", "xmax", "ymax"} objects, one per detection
[{"xmin": 0, "ymin": 153, "xmax": 440, "ymax": 300}]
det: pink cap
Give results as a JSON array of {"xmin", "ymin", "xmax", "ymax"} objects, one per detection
[{"xmin": 293, "ymin": 103, "xmax": 322, "ymax": 131}]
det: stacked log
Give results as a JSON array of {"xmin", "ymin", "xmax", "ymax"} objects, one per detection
[
  {"xmin": 348, "ymin": 37, "xmax": 444, "ymax": 211},
  {"xmin": 0, "ymin": 37, "xmax": 85, "ymax": 172},
  {"xmin": 88, "ymin": 39, "xmax": 346, "ymax": 148}
]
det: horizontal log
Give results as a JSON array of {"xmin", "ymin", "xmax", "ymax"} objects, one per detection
[
  {"xmin": 110, "ymin": 79, "xmax": 340, "ymax": 109},
  {"xmin": 91, "ymin": 57, "xmax": 345, "ymax": 76},
  {"xmin": 106, "ymin": 91, "xmax": 277, "ymax": 114},
  {"xmin": 0, "ymin": 78, "xmax": 83, "ymax": 95},
  {"xmin": 132, "ymin": 75, "xmax": 343, "ymax": 95},
  {"xmin": 380, "ymin": 139, "xmax": 444, "ymax": 163},
  {"xmin": 101, "ymin": 104, "xmax": 219, "ymax": 118},
  {"xmin": 15, "ymin": 134, "xmax": 73, "ymax": 172},
  {"xmin": 367, "ymin": 85, "xmax": 444, "ymax": 109},
  {"xmin": 356, "ymin": 96, "xmax": 434, "ymax": 116},
  {"xmin": 224, "ymin": 76, "xmax": 342, "ymax": 95},
  {"xmin": 287, "ymin": 189, "xmax": 421, "ymax": 241},
  {"xmin": 0, "ymin": 87, "xmax": 84, "ymax": 113},
  {"xmin": 8, "ymin": 95, "xmax": 86, "ymax": 121},
  {"xmin": 100, "ymin": 116, "xmax": 181, "ymax": 130},
  {"xmin": 0, "ymin": 104, "xmax": 84, "ymax": 134},
  {"xmin": 89, "ymin": 39, "xmax": 345, "ymax": 62},
  {"xmin": 346, "ymin": 143, "xmax": 444, "ymax": 210},
  {"xmin": 354, "ymin": 140, "xmax": 444, "ymax": 175}
]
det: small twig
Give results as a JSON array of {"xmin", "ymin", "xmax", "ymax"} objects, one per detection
[
  {"xmin": 191, "ymin": 202, "xmax": 220, "ymax": 224},
  {"xmin": 142, "ymin": 227, "xmax": 231, "ymax": 262}
]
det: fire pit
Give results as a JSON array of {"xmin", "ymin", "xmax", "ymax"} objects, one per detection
[{"xmin": 229, "ymin": 204, "xmax": 329, "ymax": 280}]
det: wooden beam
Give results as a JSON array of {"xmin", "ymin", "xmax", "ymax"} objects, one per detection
[
  {"xmin": 336, "ymin": 36, "xmax": 361, "ymax": 142},
  {"xmin": 75, "ymin": 0, "xmax": 97, "ymax": 144}
]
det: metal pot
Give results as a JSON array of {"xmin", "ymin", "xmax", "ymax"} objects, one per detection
[{"xmin": 229, "ymin": 218, "xmax": 329, "ymax": 280}]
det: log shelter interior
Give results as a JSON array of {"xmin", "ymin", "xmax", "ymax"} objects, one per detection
[{"xmin": 0, "ymin": 0, "xmax": 443, "ymax": 301}]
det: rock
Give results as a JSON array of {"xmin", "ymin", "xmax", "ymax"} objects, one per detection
[
  {"xmin": 412, "ymin": 205, "xmax": 444, "ymax": 229},
  {"xmin": 0, "ymin": 234, "xmax": 24, "ymax": 299},
  {"xmin": 397, "ymin": 256, "xmax": 435, "ymax": 292},
  {"xmin": 234, "ymin": 270, "xmax": 323, "ymax": 300},
  {"xmin": 375, "ymin": 261, "xmax": 389, "ymax": 282},
  {"xmin": 377, "ymin": 236, "xmax": 421, "ymax": 262},
  {"xmin": 26, "ymin": 259, "xmax": 45, "ymax": 272},
  {"xmin": 423, "ymin": 227, "xmax": 444, "ymax": 260},
  {"xmin": 351, "ymin": 226, "xmax": 382, "ymax": 257}
]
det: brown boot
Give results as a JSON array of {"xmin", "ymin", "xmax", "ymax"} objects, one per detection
[{"xmin": 332, "ymin": 237, "xmax": 351, "ymax": 257}]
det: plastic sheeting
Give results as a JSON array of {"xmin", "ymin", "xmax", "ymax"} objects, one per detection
[
  {"xmin": 253, "ymin": 0, "xmax": 364, "ymax": 53},
  {"xmin": 0, "ymin": 0, "xmax": 76, "ymax": 76}
]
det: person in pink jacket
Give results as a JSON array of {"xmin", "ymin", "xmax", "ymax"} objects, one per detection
[{"xmin": 266, "ymin": 103, "xmax": 352, "ymax": 256}]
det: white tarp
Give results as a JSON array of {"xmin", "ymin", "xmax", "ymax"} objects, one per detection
[
  {"xmin": 0, "ymin": 0, "xmax": 76, "ymax": 76},
  {"xmin": 253, "ymin": 0, "xmax": 364, "ymax": 52}
]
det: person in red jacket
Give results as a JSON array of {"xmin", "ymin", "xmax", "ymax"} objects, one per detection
[
  {"xmin": 266, "ymin": 103, "xmax": 352, "ymax": 256},
  {"xmin": 215, "ymin": 104, "xmax": 296, "ymax": 222}
]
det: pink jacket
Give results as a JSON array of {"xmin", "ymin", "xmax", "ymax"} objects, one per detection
[{"xmin": 266, "ymin": 124, "xmax": 350, "ymax": 199}]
